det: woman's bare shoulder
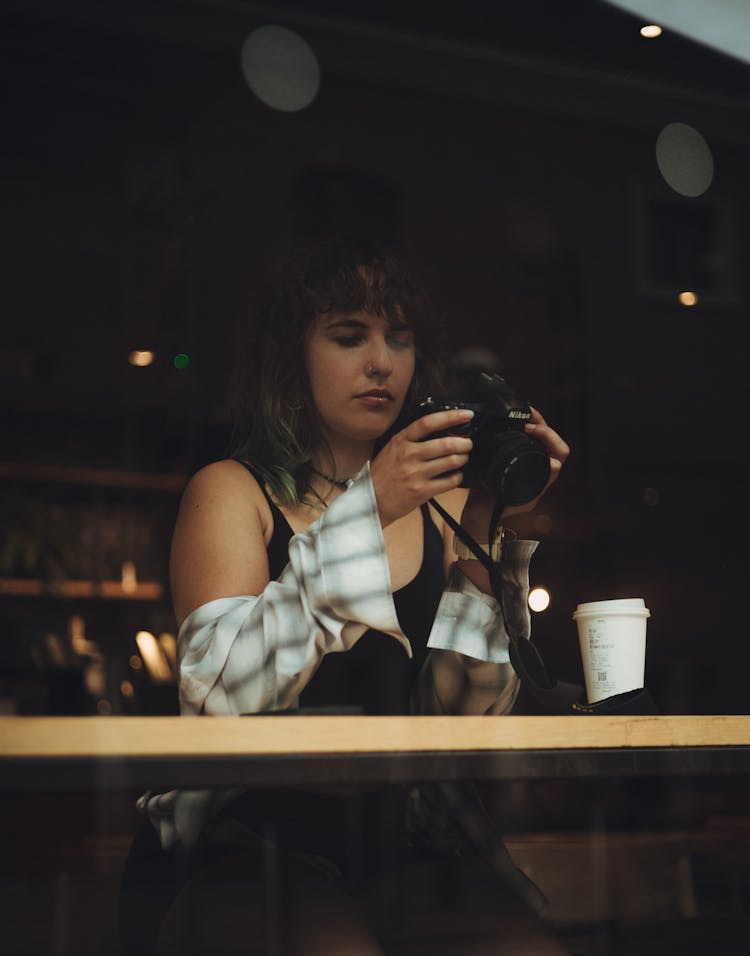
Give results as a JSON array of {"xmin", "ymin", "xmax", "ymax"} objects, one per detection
[
  {"xmin": 176, "ymin": 459, "xmax": 273, "ymax": 537},
  {"xmin": 171, "ymin": 459, "xmax": 273, "ymax": 623},
  {"xmin": 181, "ymin": 459, "xmax": 265, "ymax": 504}
]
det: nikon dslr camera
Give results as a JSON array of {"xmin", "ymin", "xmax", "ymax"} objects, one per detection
[{"xmin": 411, "ymin": 371, "xmax": 550, "ymax": 506}]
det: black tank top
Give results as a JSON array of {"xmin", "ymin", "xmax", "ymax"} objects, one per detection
[
  {"xmin": 216, "ymin": 463, "xmax": 446, "ymax": 879},
  {"xmin": 239, "ymin": 462, "xmax": 446, "ymax": 715}
]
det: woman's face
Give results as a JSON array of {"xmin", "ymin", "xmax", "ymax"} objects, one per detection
[{"xmin": 304, "ymin": 309, "xmax": 416, "ymax": 448}]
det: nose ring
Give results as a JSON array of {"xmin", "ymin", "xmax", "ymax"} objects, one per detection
[{"xmin": 366, "ymin": 361, "xmax": 377, "ymax": 377}]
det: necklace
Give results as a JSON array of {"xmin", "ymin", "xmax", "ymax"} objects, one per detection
[
  {"xmin": 310, "ymin": 466, "xmax": 353, "ymax": 490},
  {"xmin": 307, "ymin": 484, "xmax": 332, "ymax": 511}
]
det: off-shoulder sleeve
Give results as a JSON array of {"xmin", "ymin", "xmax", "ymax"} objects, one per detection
[
  {"xmin": 140, "ymin": 464, "xmax": 409, "ymax": 850},
  {"xmin": 415, "ymin": 539, "xmax": 538, "ymax": 717},
  {"xmin": 178, "ymin": 462, "xmax": 408, "ymax": 716}
]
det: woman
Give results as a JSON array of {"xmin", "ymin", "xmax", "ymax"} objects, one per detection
[{"xmin": 119, "ymin": 241, "xmax": 570, "ymax": 955}]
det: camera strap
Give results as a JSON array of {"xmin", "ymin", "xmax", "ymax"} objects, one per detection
[
  {"xmin": 428, "ymin": 497, "xmax": 659, "ymax": 715},
  {"xmin": 427, "ymin": 496, "xmax": 502, "ymax": 567},
  {"xmin": 428, "ymin": 496, "xmax": 588, "ymax": 713}
]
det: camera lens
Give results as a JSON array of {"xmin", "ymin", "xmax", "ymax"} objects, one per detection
[{"xmin": 485, "ymin": 433, "xmax": 550, "ymax": 506}]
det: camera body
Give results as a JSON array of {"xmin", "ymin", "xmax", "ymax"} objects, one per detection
[{"xmin": 411, "ymin": 372, "xmax": 550, "ymax": 506}]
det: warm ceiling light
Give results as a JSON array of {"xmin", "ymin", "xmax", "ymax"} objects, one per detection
[
  {"xmin": 640, "ymin": 24, "xmax": 663, "ymax": 38},
  {"xmin": 129, "ymin": 350, "xmax": 154, "ymax": 367},
  {"xmin": 678, "ymin": 291, "xmax": 698, "ymax": 306}
]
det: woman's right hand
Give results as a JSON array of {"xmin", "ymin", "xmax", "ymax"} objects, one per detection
[{"xmin": 370, "ymin": 408, "xmax": 475, "ymax": 527}]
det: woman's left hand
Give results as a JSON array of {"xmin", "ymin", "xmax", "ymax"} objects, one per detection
[
  {"xmin": 459, "ymin": 406, "xmax": 569, "ymax": 538},
  {"xmin": 504, "ymin": 405, "xmax": 569, "ymax": 516}
]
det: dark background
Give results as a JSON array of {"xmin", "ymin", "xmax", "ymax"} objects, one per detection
[{"xmin": 2, "ymin": 0, "xmax": 749, "ymax": 715}]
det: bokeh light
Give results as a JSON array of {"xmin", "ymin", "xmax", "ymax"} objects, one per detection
[
  {"xmin": 173, "ymin": 353, "xmax": 190, "ymax": 370},
  {"xmin": 135, "ymin": 630, "xmax": 173, "ymax": 683},
  {"xmin": 121, "ymin": 560, "xmax": 137, "ymax": 594},
  {"xmin": 678, "ymin": 291, "xmax": 698, "ymax": 307},
  {"xmin": 240, "ymin": 25, "xmax": 320, "ymax": 112},
  {"xmin": 129, "ymin": 350, "xmax": 154, "ymax": 367},
  {"xmin": 158, "ymin": 632, "xmax": 177, "ymax": 672},
  {"xmin": 528, "ymin": 587, "xmax": 551, "ymax": 613},
  {"xmin": 656, "ymin": 122, "xmax": 714, "ymax": 197},
  {"xmin": 640, "ymin": 24, "xmax": 662, "ymax": 38}
]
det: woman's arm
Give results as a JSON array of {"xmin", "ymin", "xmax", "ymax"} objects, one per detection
[
  {"xmin": 169, "ymin": 459, "xmax": 273, "ymax": 628},
  {"xmin": 171, "ymin": 460, "xmax": 407, "ymax": 717}
]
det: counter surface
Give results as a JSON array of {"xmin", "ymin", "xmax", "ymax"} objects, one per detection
[{"xmin": 2, "ymin": 715, "xmax": 750, "ymax": 790}]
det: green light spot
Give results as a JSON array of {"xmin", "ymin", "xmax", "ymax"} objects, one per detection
[{"xmin": 173, "ymin": 353, "xmax": 190, "ymax": 370}]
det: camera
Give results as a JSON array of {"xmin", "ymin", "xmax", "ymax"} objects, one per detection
[{"xmin": 410, "ymin": 371, "xmax": 550, "ymax": 506}]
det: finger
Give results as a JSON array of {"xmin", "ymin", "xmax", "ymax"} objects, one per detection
[
  {"xmin": 392, "ymin": 451, "xmax": 468, "ymax": 489},
  {"xmin": 525, "ymin": 416, "xmax": 569, "ymax": 462},
  {"xmin": 407, "ymin": 408, "xmax": 474, "ymax": 440},
  {"xmin": 424, "ymin": 468, "xmax": 466, "ymax": 495},
  {"xmin": 535, "ymin": 431, "xmax": 569, "ymax": 463},
  {"xmin": 528, "ymin": 405, "xmax": 547, "ymax": 426},
  {"xmin": 419, "ymin": 435, "xmax": 473, "ymax": 460},
  {"xmin": 423, "ymin": 451, "xmax": 471, "ymax": 478},
  {"xmin": 548, "ymin": 433, "xmax": 570, "ymax": 463}
]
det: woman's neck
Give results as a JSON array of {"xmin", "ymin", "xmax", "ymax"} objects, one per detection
[{"xmin": 312, "ymin": 439, "xmax": 374, "ymax": 484}]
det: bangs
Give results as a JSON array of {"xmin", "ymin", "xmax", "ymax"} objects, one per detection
[{"xmin": 293, "ymin": 241, "xmax": 433, "ymax": 336}]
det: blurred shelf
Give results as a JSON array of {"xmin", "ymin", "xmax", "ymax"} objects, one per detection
[
  {"xmin": 0, "ymin": 462, "xmax": 187, "ymax": 492},
  {"xmin": 0, "ymin": 579, "xmax": 165, "ymax": 600}
]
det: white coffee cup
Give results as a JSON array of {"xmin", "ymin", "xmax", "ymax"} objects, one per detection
[{"xmin": 572, "ymin": 598, "xmax": 650, "ymax": 704}]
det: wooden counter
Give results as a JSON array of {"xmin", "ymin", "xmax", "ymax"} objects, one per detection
[{"xmin": 2, "ymin": 715, "xmax": 750, "ymax": 791}]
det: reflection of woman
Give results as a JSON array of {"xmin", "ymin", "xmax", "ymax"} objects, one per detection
[{"xmin": 118, "ymin": 241, "xmax": 570, "ymax": 955}]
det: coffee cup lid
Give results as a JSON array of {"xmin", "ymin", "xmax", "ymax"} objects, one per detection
[{"xmin": 573, "ymin": 597, "xmax": 650, "ymax": 619}]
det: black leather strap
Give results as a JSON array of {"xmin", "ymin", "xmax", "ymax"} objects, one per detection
[{"xmin": 428, "ymin": 496, "xmax": 495, "ymax": 569}]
